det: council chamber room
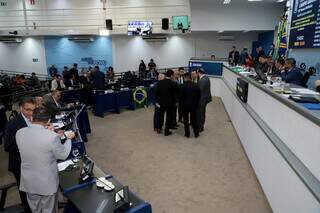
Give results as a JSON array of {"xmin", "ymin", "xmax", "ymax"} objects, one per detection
[{"xmin": 0, "ymin": 0, "xmax": 319, "ymax": 212}]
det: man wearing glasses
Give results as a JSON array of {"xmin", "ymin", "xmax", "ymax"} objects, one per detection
[{"xmin": 4, "ymin": 96, "xmax": 36, "ymax": 213}]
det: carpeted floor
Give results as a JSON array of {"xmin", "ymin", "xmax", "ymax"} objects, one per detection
[{"xmin": 0, "ymin": 97, "xmax": 272, "ymax": 213}]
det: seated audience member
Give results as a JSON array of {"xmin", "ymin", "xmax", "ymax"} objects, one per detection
[
  {"xmin": 244, "ymin": 55, "xmax": 254, "ymax": 68},
  {"xmin": 43, "ymin": 90, "xmax": 74, "ymax": 118},
  {"xmin": 51, "ymin": 74, "xmax": 65, "ymax": 91},
  {"xmin": 90, "ymin": 66, "xmax": 106, "ymax": 90},
  {"xmin": 281, "ymin": 58, "xmax": 304, "ymax": 86},
  {"xmin": 35, "ymin": 96, "xmax": 44, "ymax": 108},
  {"xmin": 180, "ymin": 72, "xmax": 200, "ymax": 138},
  {"xmin": 273, "ymin": 58, "xmax": 285, "ymax": 76},
  {"xmin": 106, "ymin": 66, "xmax": 115, "ymax": 81},
  {"xmin": 4, "ymin": 97, "xmax": 36, "ymax": 212},
  {"xmin": 16, "ymin": 107, "xmax": 73, "ymax": 213},
  {"xmin": 29, "ymin": 73, "xmax": 41, "ymax": 87},
  {"xmin": 315, "ymin": 80, "xmax": 320, "ymax": 92},
  {"xmin": 256, "ymin": 56, "xmax": 269, "ymax": 73}
]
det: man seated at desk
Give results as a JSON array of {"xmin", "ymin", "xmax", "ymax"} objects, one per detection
[
  {"xmin": 16, "ymin": 107, "xmax": 74, "ymax": 213},
  {"xmin": 43, "ymin": 90, "xmax": 75, "ymax": 118},
  {"xmin": 280, "ymin": 58, "xmax": 304, "ymax": 86}
]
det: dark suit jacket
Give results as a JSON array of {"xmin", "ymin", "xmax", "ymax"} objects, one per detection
[
  {"xmin": 281, "ymin": 67, "xmax": 304, "ymax": 86},
  {"xmin": 155, "ymin": 79, "xmax": 178, "ymax": 107},
  {"xmin": 4, "ymin": 114, "xmax": 27, "ymax": 173},
  {"xmin": 91, "ymin": 71, "xmax": 105, "ymax": 90},
  {"xmin": 43, "ymin": 95, "xmax": 68, "ymax": 118},
  {"xmin": 198, "ymin": 75, "xmax": 212, "ymax": 105},
  {"xmin": 180, "ymin": 81, "xmax": 200, "ymax": 111},
  {"xmin": 228, "ymin": 50, "xmax": 240, "ymax": 65}
]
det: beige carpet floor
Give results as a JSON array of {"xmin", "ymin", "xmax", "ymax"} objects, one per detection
[{"xmin": 0, "ymin": 97, "xmax": 272, "ymax": 213}]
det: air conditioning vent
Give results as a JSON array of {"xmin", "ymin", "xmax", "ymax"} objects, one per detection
[
  {"xmin": 142, "ymin": 36, "xmax": 168, "ymax": 42},
  {"xmin": 217, "ymin": 35, "xmax": 235, "ymax": 41},
  {"xmin": 0, "ymin": 37, "xmax": 23, "ymax": 43},
  {"xmin": 68, "ymin": 36, "xmax": 94, "ymax": 42}
]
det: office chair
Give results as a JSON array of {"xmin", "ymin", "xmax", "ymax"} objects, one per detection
[
  {"xmin": 302, "ymin": 67, "xmax": 316, "ymax": 88},
  {"xmin": 0, "ymin": 181, "xmax": 24, "ymax": 213}
]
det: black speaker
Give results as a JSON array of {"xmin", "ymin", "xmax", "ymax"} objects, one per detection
[
  {"xmin": 162, "ymin": 18, "xmax": 169, "ymax": 30},
  {"xmin": 106, "ymin": 19, "xmax": 113, "ymax": 30}
]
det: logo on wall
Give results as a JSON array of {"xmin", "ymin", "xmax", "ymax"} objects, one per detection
[{"xmin": 81, "ymin": 57, "xmax": 107, "ymax": 66}]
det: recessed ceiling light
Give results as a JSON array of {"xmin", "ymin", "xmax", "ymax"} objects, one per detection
[
  {"xmin": 223, "ymin": 0, "xmax": 231, "ymax": 4},
  {"xmin": 248, "ymin": 0, "xmax": 263, "ymax": 2},
  {"xmin": 277, "ymin": 0, "xmax": 285, "ymax": 2}
]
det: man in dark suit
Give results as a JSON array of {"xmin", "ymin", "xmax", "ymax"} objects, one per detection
[
  {"xmin": 228, "ymin": 46, "xmax": 240, "ymax": 65},
  {"xmin": 90, "ymin": 66, "xmax": 106, "ymax": 90},
  {"xmin": 4, "ymin": 97, "xmax": 35, "ymax": 213},
  {"xmin": 197, "ymin": 69, "xmax": 212, "ymax": 132},
  {"xmin": 180, "ymin": 73, "xmax": 200, "ymax": 138},
  {"xmin": 43, "ymin": 90, "xmax": 74, "ymax": 118},
  {"xmin": 281, "ymin": 58, "xmax": 304, "ymax": 86},
  {"xmin": 155, "ymin": 70, "xmax": 179, "ymax": 136},
  {"xmin": 69, "ymin": 63, "xmax": 79, "ymax": 85}
]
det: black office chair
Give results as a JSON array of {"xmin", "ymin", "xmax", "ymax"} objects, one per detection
[
  {"xmin": 302, "ymin": 67, "xmax": 316, "ymax": 88},
  {"xmin": 0, "ymin": 181, "xmax": 24, "ymax": 213}
]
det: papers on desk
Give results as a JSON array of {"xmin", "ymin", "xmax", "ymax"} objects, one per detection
[
  {"xmin": 52, "ymin": 121, "xmax": 65, "ymax": 129},
  {"xmin": 291, "ymin": 88, "xmax": 319, "ymax": 95},
  {"xmin": 104, "ymin": 90, "xmax": 114, "ymax": 94},
  {"xmin": 57, "ymin": 160, "xmax": 74, "ymax": 172}
]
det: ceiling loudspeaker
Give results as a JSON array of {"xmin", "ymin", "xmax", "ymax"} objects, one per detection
[
  {"xmin": 162, "ymin": 18, "xmax": 169, "ymax": 30},
  {"xmin": 106, "ymin": 19, "xmax": 113, "ymax": 30}
]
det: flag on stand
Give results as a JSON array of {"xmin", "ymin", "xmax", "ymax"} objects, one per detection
[{"xmin": 275, "ymin": 15, "xmax": 288, "ymax": 59}]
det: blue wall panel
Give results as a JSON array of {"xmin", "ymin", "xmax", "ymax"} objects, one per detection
[{"xmin": 44, "ymin": 36, "xmax": 113, "ymax": 74}]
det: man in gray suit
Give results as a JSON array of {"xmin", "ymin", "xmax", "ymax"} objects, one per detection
[
  {"xmin": 197, "ymin": 69, "xmax": 212, "ymax": 132},
  {"xmin": 16, "ymin": 107, "xmax": 73, "ymax": 213}
]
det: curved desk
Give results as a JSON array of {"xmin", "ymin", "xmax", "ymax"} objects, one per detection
[{"xmin": 211, "ymin": 66, "xmax": 320, "ymax": 213}]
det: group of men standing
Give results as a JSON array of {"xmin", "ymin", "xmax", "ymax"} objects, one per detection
[{"xmin": 154, "ymin": 68, "xmax": 212, "ymax": 138}]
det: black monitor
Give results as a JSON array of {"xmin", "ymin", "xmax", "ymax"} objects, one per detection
[{"xmin": 255, "ymin": 69, "xmax": 268, "ymax": 83}]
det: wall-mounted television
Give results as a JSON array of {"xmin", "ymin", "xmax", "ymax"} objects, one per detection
[
  {"xmin": 128, "ymin": 21, "xmax": 152, "ymax": 36},
  {"xmin": 172, "ymin": 15, "xmax": 189, "ymax": 30}
]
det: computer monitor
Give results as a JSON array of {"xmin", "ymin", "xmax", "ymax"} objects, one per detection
[{"xmin": 255, "ymin": 69, "xmax": 268, "ymax": 83}]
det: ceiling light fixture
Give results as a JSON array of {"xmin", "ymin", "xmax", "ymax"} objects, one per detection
[{"xmin": 223, "ymin": 0, "xmax": 231, "ymax": 4}]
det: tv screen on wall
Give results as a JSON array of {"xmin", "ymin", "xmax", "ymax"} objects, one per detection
[
  {"xmin": 172, "ymin": 15, "xmax": 189, "ymax": 30},
  {"xmin": 128, "ymin": 21, "xmax": 152, "ymax": 36}
]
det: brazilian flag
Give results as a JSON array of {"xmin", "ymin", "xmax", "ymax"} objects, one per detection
[{"xmin": 133, "ymin": 87, "xmax": 148, "ymax": 108}]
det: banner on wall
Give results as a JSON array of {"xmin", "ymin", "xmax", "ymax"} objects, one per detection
[{"xmin": 275, "ymin": 15, "xmax": 288, "ymax": 59}]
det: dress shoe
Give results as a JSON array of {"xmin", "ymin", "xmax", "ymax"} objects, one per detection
[
  {"xmin": 194, "ymin": 133, "xmax": 199, "ymax": 138},
  {"xmin": 164, "ymin": 131, "xmax": 172, "ymax": 136},
  {"xmin": 199, "ymin": 127, "xmax": 204, "ymax": 132},
  {"xmin": 184, "ymin": 134, "xmax": 190, "ymax": 138},
  {"xmin": 156, "ymin": 129, "xmax": 162, "ymax": 134}
]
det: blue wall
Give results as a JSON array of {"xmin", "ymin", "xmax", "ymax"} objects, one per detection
[
  {"xmin": 251, "ymin": 31, "xmax": 274, "ymax": 58},
  {"xmin": 44, "ymin": 36, "xmax": 113, "ymax": 74}
]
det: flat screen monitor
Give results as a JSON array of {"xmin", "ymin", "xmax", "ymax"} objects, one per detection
[
  {"xmin": 172, "ymin": 15, "xmax": 189, "ymax": 30},
  {"xmin": 128, "ymin": 21, "xmax": 152, "ymax": 36},
  {"xmin": 255, "ymin": 69, "xmax": 268, "ymax": 83}
]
